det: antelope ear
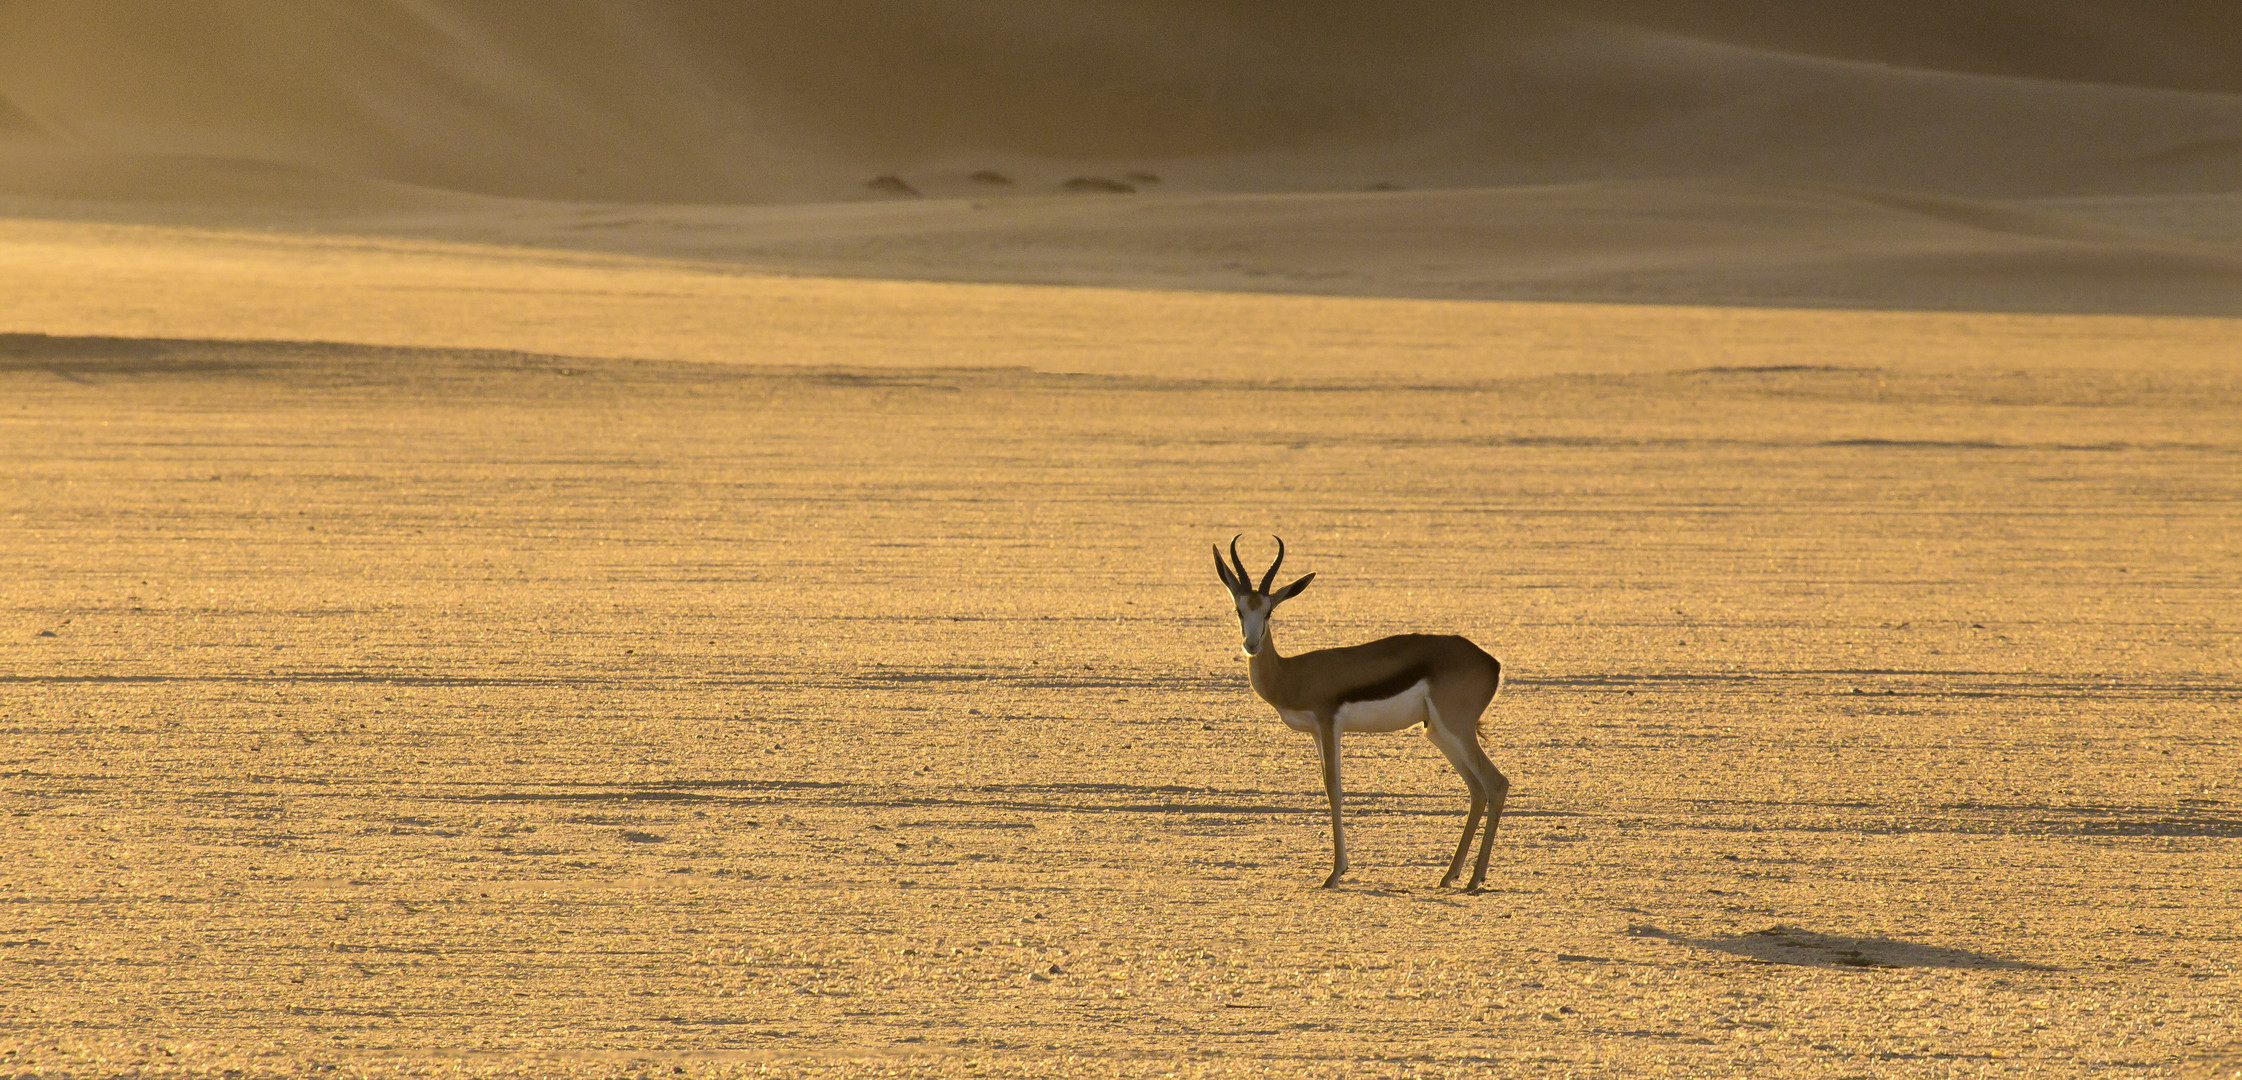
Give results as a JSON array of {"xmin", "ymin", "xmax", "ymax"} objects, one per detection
[
  {"xmin": 1212, "ymin": 545, "xmax": 1241, "ymax": 592},
  {"xmin": 1271, "ymin": 573, "xmax": 1315, "ymax": 603}
]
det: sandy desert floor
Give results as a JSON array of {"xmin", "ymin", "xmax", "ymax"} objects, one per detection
[{"xmin": 3, "ymin": 250, "xmax": 2239, "ymax": 1075}]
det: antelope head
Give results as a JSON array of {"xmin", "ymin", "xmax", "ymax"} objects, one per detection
[{"xmin": 1213, "ymin": 534, "xmax": 1315, "ymax": 656}]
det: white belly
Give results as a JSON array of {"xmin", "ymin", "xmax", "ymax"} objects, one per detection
[{"xmin": 1275, "ymin": 679, "xmax": 1433, "ymax": 734}]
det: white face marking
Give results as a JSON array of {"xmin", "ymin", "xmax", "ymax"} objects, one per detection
[{"xmin": 1235, "ymin": 593, "xmax": 1270, "ymax": 655}]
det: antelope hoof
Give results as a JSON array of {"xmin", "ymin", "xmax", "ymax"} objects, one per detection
[{"xmin": 1322, "ymin": 870, "xmax": 1346, "ymax": 889}]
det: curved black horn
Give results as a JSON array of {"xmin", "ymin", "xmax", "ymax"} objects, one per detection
[
  {"xmin": 1227, "ymin": 534, "xmax": 1251, "ymax": 591},
  {"xmin": 1258, "ymin": 535, "xmax": 1285, "ymax": 594}
]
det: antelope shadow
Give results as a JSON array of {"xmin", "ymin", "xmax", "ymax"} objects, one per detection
[{"xmin": 1633, "ymin": 923, "xmax": 2051, "ymax": 971}]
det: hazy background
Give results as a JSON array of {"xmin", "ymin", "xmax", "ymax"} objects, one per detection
[
  {"xmin": 3, "ymin": 1, "xmax": 2240, "ymax": 314},
  {"xmin": 3, "ymin": 0, "xmax": 2240, "ymax": 201}
]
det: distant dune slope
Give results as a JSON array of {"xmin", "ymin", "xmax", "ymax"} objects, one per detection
[
  {"xmin": 276, "ymin": 181, "xmax": 2228, "ymax": 316},
  {"xmin": 3, "ymin": 1, "xmax": 2240, "ymax": 203},
  {"xmin": 0, "ymin": 2, "xmax": 828, "ymax": 201},
  {"xmin": 1569, "ymin": 0, "xmax": 2242, "ymax": 94},
  {"xmin": 0, "ymin": 89, "xmax": 41, "ymax": 137}
]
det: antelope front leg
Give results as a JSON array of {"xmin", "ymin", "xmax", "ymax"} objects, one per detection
[
  {"xmin": 1466, "ymin": 768, "xmax": 1510, "ymax": 893},
  {"xmin": 1442, "ymin": 792, "xmax": 1486, "ymax": 889},
  {"xmin": 1312, "ymin": 717, "xmax": 1348, "ymax": 888},
  {"xmin": 1427, "ymin": 724, "xmax": 1487, "ymax": 888}
]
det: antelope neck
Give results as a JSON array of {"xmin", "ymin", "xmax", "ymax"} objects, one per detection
[{"xmin": 1247, "ymin": 626, "xmax": 1292, "ymax": 707}]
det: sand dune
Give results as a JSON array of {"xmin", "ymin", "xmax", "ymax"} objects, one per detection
[
  {"xmin": 5, "ymin": 2, "xmax": 2240, "ymax": 203},
  {"xmin": 1570, "ymin": 0, "xmax": 2242, "ymax": 94},
  {"xmin": 9, "ymin": 214, "xmax": 2239, "ymax": 378},
  {"xmin": 3, "ymin": 3, "xmax": 2240, "ymax": 314},
  {"xmin": 0, "ymin": 2, "xmax": 831, "ymax": 202},
  {"xmin": 309, "ymin": 180, "xmax": 2242, "ymax": 315},
  {"xmin": 13, "ymin": 179, "xmax": 2234, "ymax": 318}
]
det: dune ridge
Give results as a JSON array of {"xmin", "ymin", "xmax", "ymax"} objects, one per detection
[{"xmin": 1568, "ymin": 0, "xmax": 2242, "ymax": 94}]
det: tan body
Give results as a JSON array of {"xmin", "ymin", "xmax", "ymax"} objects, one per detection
[{"xmin": 1217, "ymin": 537, "xmax": 1510, "ymax": 891}]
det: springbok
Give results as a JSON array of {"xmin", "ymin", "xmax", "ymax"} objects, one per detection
[{"xmin": 1214, "ymin": 535, "xmax": 1508, "ymax": 891}]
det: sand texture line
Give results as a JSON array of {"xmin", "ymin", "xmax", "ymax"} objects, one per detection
[{"xmin": 6, "ymin": 216, "xmax": 2242, "ymax": 390}]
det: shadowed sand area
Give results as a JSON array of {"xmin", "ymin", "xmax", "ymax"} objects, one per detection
[{"xmin": 2, "ymin": 2, "xmax": 2241, "ymax": 1077}]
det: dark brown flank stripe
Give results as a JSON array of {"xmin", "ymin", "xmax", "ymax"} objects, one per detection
[{"xmin": 1333, "ymin": 665, "xmax": 1432, "ymax": 707}]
